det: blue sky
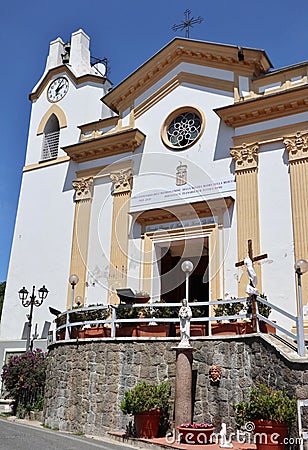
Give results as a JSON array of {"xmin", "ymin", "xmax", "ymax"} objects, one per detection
[{"xmin": 1, "ymin": 0, "xmax": 308, "ymax": 281}]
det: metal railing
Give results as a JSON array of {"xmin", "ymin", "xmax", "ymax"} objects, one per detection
[{"xmin": 54, "ymin": 296, "xmax": 305, "ymax": 356}]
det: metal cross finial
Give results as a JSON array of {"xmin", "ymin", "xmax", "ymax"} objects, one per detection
[{"xmin": 172, "ymin": 9, "xmax": 204, "ymax": 38}]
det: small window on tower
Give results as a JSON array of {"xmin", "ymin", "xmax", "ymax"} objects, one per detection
[{"xmin": 41, "ymin": 114, "xmax": 60, "ymax": 161}]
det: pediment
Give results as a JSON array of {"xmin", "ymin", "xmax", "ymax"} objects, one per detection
[{"xmin": 103, "ymin": 38, "xmax": 272, "ymax": 114}]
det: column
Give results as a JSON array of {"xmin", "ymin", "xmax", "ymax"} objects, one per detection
[
  {"xmin": 283, "ymin": 131, "xmax": 308, "ymax": 301},
  {"xmin": 230, "ymin": 143, "xmax": 262, "ymax": 296},
  {"xmin": 67, "ymin": 177, "xmax": 94, "ymax": 308},
  {"xmin": 108, "ymin": 168, "xmax": 133, "ymax": 304}
]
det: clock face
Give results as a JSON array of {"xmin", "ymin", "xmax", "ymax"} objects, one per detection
[{"xmin": 47, "ymin": 77, "xmax": 69, "ymax": 102}]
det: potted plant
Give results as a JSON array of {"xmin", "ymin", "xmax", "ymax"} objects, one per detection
[
  {"xmin": 83, "ymin": 305, "xmax": 111, "ymax": 338},
  {"xmin": 115, "ymin": 305, "xmax": 139, "ymax": 336},
  {"xmin": 232, "ymin": 383, "xmax": 297, "ymax": 450},
  {"xmin": 135, "ymin": 291, "xmax": 151, "ymax": 304},
  {"xmin": 177, "ymin": 422, "xmax": 215, "ymax": 445},
  {"xmin": 212, "ymin": 299, "xmax": 248, "ymax": 335},
  {"xmin": 120, "ymin": 381, "xmax": 171, "ymax": 438},
  {"xmin": 136, "ymin": 300, "xmax": 177, "ymax": 337},
  {"xmin": 256, "ymin": 294, "xmax": 275, "ymax": 334}
]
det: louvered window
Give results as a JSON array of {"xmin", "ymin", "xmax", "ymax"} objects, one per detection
[{"xmin": 41, "ymin": 114, "xmax": 60, "ymax": 161}]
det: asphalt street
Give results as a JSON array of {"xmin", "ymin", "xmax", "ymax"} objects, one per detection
[{"xmin": 0, "ymin": 418, "xmax": 136, "ymax": 450}]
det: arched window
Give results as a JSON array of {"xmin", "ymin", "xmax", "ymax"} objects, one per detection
[{"xmin": 41, "ymin": 114, "xmax": 60, "ymax": 160}]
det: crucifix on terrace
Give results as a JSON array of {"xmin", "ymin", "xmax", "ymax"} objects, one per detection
[
  {"xmin": 172, "ymin": 9, "xmax": 204, "ymax": 38},
  {"xmin": 235, "ymin": 239, "xmax": 268, "ymax": 331}
]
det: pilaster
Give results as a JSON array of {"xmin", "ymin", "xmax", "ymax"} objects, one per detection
[
  {"xmin": 230, "ymin": 142, "xmax": 262, "ymax": 296},
  {"xmin": 284, "ymin": 131, "xmax": 308, "ymax": 301},
  {"xmin": 67, "ymin": 177, "xmax": 94, "ymax": 307},
  {"xmin": 108, "ymin": 168, "xmax": 133, "ymax": 304}
]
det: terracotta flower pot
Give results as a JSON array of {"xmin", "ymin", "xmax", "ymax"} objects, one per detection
[
  {"xmin": 135, "ymin": 324, "xmax": 170, "ymax": 337},
  {"xmin": 176, "ymin": 324, "xmax": 207, "ymax": 337},
  {"xmin": 177, "ymin": 425, "xmax": 215, "ymax": 444},
  {"xmin": 134, "ymin": 409, "xmax": 161, "ymax": 438},
  {"xmin": 253, "ymin": 419, "xmax": 288, "ymax": 450}
]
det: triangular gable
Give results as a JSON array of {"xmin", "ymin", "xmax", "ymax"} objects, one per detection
[{"xmin": 103, "ymin": 37, "xmax": 272, "ymax": 114}]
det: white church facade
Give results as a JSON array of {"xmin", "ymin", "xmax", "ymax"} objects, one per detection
[{"xmin": 1, "ymin": 29, "xmax": 308, "ymax": 368}]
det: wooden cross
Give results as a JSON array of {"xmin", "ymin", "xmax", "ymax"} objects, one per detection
[{"xmin": 235, "ymin": 239, "xmax": 268, "ymax": 331}]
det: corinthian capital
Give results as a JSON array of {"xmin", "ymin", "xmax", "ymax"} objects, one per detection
[
  {"xmin": 230, "ymin": 142, "xmax": 259, "ymax": 171},
  {"xmin": 283, "ymin": 131, "xmax": 308, "ymax": 163},
  {"xmin": 110, "ymin": 168, "xmax": 133, "ymax": 194},
  {"xmin": 72, "ymin": 177, "xmax": 94, "ymax": 201}
]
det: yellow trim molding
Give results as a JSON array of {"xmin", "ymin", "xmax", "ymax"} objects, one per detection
[
  {"xmin": 284, "ymin": 131, "xmax": 308, "ymax": 302},
  {"xmin": 134, "ymin": 72, "xmax": 233, "ymax": 119},
  {"xmin": 67, "ymin": 177, "xmax": 94, "ymax": 307},
  {"xmin": 63, "ymin": 128, "xmax": 145, "ymax": 163},
  {"xmin": 231, "ymin": 142, "xmax": 262, "ymax": 296},
  {"xmin": 103, "ymin": 38, "xmax": 271, "ymax": 113},
  {"xmin": 232, "ymin": 122, "xmax": 308, "ymax": 147},
  {"xmin": 143, "ymin": 223, "xmax": 221, "ymax": 301},
  {"xmin": 23, "ymin": 155, "xmax": 70, "ymax": 172},
  {"xmin": 160, "ymin": 105, "xmax": 206, "ymax": 151},
  {"xmin": 215, "ymin": 85, "xmax": 308, "ymax": 127},
  {"xmin": 37, "ymin": 104, "xmax": 67, "ymax": 135},
  {"xmin": 30, "ymin": 65, "xmax": 107, "ymax": 102},
  {"xmin": 108, "ymin": 168, "xmax": 133, "ymax": 304}
]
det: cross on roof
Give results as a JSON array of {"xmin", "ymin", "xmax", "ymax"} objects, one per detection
[{"xmin": 172, "ymin": 9, "xmax": 204, "ymax": 38}]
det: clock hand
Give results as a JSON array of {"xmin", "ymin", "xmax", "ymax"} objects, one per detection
[{"xmin": 55, "ymin": 82, "xmax": 64, "ymax": 93}]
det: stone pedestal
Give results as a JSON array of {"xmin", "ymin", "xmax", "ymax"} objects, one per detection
[{"xmin": 172, "ymin": 346, "xmax": 195, "ymax": 429}]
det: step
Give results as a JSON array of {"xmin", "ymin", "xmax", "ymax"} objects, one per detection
[{"xmin": 108, "ymin": 431, "xmax": 256, "ymax": 450}]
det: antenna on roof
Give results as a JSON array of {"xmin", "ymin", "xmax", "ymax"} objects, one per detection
[{"xmin": 172, "ymin": 9, "xmax": 204, "ymax": 38}]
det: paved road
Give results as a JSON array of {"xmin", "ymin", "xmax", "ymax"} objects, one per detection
[{"xmin": 0, "ymin": 418, "xmax": 136, "ymax": 450}]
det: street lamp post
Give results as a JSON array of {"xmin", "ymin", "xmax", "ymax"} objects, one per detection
[
  {"xmin": 294, "ymin": 259, "xmax": 308, "ymax": 357},
  {"xmin": 181, "ymin": 260, "xmax": 194, "ymax": 302},
  {"xmin": 18, "ymin": 285, "xmax": 49, "ymax": 351},
  {"xmin": 68, "ymin": 274, "xmax": 79, "ymax": 310}
]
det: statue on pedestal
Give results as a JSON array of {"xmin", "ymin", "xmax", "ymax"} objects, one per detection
[{"xmin": 178, "ymin": 298, "xmax": 192, "ymax": 347}]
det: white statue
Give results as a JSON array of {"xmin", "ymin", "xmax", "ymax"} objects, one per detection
[
  {"xmin": 178, "ymin": 298, "xmax": 192, "ymax": 347},
  {"xmin": 244, "ymin": 256, "xmax": 258, "ymax": 296},
  {"xmin": 219, "ymin": 423, "xmax": 233, "ymax": 448}
]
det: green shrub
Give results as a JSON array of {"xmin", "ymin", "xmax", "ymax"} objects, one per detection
[
  {"xmin": 120, "ymin": 381, "xmax": 171, "ymax": 415},
  {"xmin": 232, "ymin": 383, "xmax": 297, "ymax": 429}
]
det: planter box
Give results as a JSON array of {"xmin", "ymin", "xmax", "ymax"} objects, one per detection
[
  {"xmin": 135, "ymin": 324, "xmax": 170, "ymax": 337},
  {"xmin": 177, "ymin": 426, "xmax": 215, "ymax": 444},
  {"xmin": 253, "ymin": 419, "xmax": 288, "ymax": 449},
  {"xmin": 83, "ymin": 327, "xmax": 110, "ymax": 338},
  {"xmin": 259, "ymin": 320, "xmax": 276, "ymax": 334},
  {"xmin": 134, "ymin": 296, "xmax": 150, "ymax": 304},
  {"xmin": 116, "ymin": 326, "xmax": 136, "ymax": 337},
  {"xmin": 134, "ymin": 409, "xmax": 161, "ymax": 438},
  {"xmin": 176, "ymin": 324, "xmax": 207, "ymax": 337},
  {"xmin": 211, "ymin": 321, "xmax": 254, "ymax": 336}
]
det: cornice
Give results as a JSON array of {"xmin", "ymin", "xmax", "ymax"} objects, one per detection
[
  {"xmin": 230, "ymin": 142, "xmax": 259, "ymax": 171},
  {"xmin": 215, "ymin": 85, "xmax": 308, "ymax": 127},
  {"xmin": 134, "ymin": 71, "xmax": 234, "ymax": 119},
  {"xmin": 134, "ymin": 197, "xmax": 234, "ymax": 225},
  {"xmin": 283, "ymin": 131, "xmax": 308, "ymax": 163},
  {"xmin": 103, "ymin": 38, "xmax": 271, "ymax": 113},
  {"xmin": 29, "ymin": 65, "xmax": 107, "ymax": 102},
  {"xmin": 63, "ymin": 128, "xmax": 145, "ymax": 163}
]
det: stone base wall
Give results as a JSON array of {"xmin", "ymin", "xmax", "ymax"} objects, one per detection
[{"xmin": 43, "ymin": 335, "xmax": 308, "ymax": 437}]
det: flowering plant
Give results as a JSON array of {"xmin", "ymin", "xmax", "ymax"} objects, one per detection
[
  {"xmin": 179, "ymin": 423, "xmax": 214, "ymax": 429},
  {"xmin": 1, "ymin": 349, "xmax": 47, "ymax": 409}
]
